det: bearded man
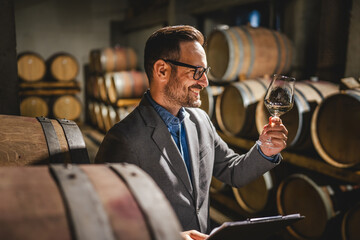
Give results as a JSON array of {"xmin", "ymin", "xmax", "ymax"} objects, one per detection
[{"xmin": 95, "ymin": 25, "xmax": 288, "ymax": 240}]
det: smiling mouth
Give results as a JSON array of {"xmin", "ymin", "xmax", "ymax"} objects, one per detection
[
  {"xmin": 189, "ymin": 84, "xmax": 203, "ymax": 94},
  {"xmin": 189, "ymin": 87, "xmax": 203, "ymax": 97},
  {"xmin": 190, "ymin": 88, "xmax": 201, "ymax": 94}
]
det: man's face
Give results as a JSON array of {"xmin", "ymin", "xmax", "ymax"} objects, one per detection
[{"xmin": 164, "ymin": 41, "xmax": 209, "ymax": 109}]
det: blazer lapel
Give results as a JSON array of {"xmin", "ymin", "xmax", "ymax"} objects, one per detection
[
  {"xmin": 152, "ymin": 125, "xmax": 194, "ymax": 197},
  {"xmin": 184, "ymin": 116, "xmax": 200, "ymax": 203}
]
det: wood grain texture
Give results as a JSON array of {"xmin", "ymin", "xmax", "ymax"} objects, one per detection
[
  {"xmin": 82, "ymin": 165, "xmax": 152, "ymax": 240},
  {"xmin": 0, "ymin": 167, "xmax": 71, "ymax": 240}
]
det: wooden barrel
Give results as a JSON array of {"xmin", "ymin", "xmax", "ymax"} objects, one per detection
[
  {"xmin": 107, "ymin": 105, "xmax": 120, "ymax": 128},
  {"xmin": 90, "ymin": 76, "xmax": 100, "ymax": 100},
  {"xmin": 20, "ymin": 96, "xmax": 49, "ymax": 117},
  {"xmin": 91, "ymin": 102, "xmax": 135, "ymax": 133},
  {"xmin": 342, "ymin": 203, "xmax": 360, "ymax": 240},
  {"xmin": 90, "ymin": 47, "xmax": 138, "ymax": 73},
  {"xmin": 93, "ymin": 102, "xmax": 105, "ymax": 132},
  {"xmin": 17, "ymin": 52, "xmax": 46, "ymax": 82},
  {"xmin": 47, "ymin": 52, "xmax": 79, "ymax": 81},
  {"xmin": 97, "ymin": 75, "xmax": 109, "ymax": 102},
  {"xmin": 89, "ymin": 49, "xmax": 102, "ymax": 73},
  {"xmin": 215, "ymin": 78, "xmax": 270, "ymax": 139},
  {"xmin": 210, "ymin": 177, "xmax": 226, "ymax": 193},
  {"xmin": 311, "ymin": 89, "xmax": 360, "ymax": 168},
  {"xmin": 100, "ymin": 104, "xmax": 125, "ymax": 132},
  {"xmin": 200, "ymin": 86, "xmax": 224, "ymax": 119},
  {"xmin": 87, "ymin": 101, "xmax": 98, "ymax": 127},
  {"xmin": 117, "ymin": 106, "xmax": 134, "ymax": 121},
  {"xmin": 86, "ymin": 75, "xmax": 97, "ymax": 99},
  {"xmin": 276, "ymin": 174, "xmax": 359, "ymax": 240},
  {"xmin": 52, "ymin": 95, "xmax": 82, "ymax": 121},
  {"xmin": 0, "ymin": 114, "xmax": 89, "ymax": 165},
  {"xmin": 232, "ymin": 171, "xmax": 276, "ymax": 216},
  {"xmin": 206, "ymin": 26, "xmax": 293, "ymax": 82},
  {"xmin": 106, "ymin": 71, "xmax": 149, "ymax": 104},
  {"xmin": 99, "ymin": 103, "xmax": 112, "ymax": 132},
  {"xmin": 0, "ymin": 164, "xmax": 182, "ymax": 240},
  {"xmin": 256, "ymin": 80, "xmax": 339, "ymax": 150}
]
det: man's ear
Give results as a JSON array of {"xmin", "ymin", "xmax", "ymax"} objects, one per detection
[{"xmin": 153, "ymin": 59, "xmax": 171, "ymax": 83}]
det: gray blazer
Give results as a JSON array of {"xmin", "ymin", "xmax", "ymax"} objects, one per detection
[{"xmin": 95, "ymin": 96, "xmax": 280, "ymax": 233}]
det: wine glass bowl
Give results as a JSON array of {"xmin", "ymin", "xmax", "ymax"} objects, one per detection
[{"xmin": 258, "ymin": 74, "xmax": 296, "ymax": 148}]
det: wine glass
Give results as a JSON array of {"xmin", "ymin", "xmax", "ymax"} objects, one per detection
[{"xmin": 257, "ymin": 74, "xmax": 296, "ymax": 148}]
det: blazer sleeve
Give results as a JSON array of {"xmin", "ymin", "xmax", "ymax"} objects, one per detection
[{"xmin": 204, "ymin": 112, "xmax": 281, "ymax": 188}]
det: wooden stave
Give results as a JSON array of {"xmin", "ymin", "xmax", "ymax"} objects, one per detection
[
  {"xmin": 97, "ymin": 75, "xmax": 109, "ymax": 103},
  {"xmin": 93, "ymin": 101, "xmax": 106, "ymax": 133},
  {"xmin": 87, "ymin": 101, "xmax": 98, "ymax": 127},
  {"xmin": 0, "ymin": 166, "xmax": 72, "ymax": 240},
  {"xmin": 99, "ymin": 103, "xmax": 111, "ymax": 132}
]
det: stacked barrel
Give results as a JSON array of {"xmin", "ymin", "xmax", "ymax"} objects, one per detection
[
  {"xmin": 18, "ymin": 52, "xmax": 82, "ymax": 122},
  {"xmin": 0, "ymin": 115, "xmax": 182, "ymax": 239},
  {"xmin": 86, "ymin": 46, "xmax": 148, "ymax": 133},
  {"xmin": 203, "ymin": 25, "xmax": 360, "ymax": 240}
]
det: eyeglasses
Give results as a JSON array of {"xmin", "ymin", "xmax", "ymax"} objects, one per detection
[{"xmin": 162, "ymin": 59, "xmax": 210, "ymax": 80}]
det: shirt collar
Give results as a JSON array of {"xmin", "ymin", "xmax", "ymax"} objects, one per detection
[{"xmin": 145, "ymin": 90, "xmax": 189, "ymax": 128}]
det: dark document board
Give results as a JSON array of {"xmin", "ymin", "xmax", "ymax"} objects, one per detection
[{"xmin": 208, "ymin": 214, "xmax": 305, "ymax": 240}]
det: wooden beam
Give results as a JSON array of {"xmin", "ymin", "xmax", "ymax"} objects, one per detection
[
  {"xmin": 113, "ymin": 6, "xmax": 168, "ymax": 34},
  {"xmin": 0, "ymin": 0, "xmax": 19, "ymax": 115},
  {"xmin": 185, "ymin": 0, "xmax": 267, "ymax": 15}
]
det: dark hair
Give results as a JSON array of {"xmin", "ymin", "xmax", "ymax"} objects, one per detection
[{"xmin": 144, "ymin": 25, "xmax": 204, "ymax": 83}]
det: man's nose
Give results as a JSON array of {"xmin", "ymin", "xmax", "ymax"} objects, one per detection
[{"xmin": 198, "ymin": 72, "xmax": 209, "ymax": 88}]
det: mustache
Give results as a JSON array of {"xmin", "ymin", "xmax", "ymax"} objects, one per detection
[{"xmin": 189, "ymin": 84, "xmax": 203, "ymax": 90}]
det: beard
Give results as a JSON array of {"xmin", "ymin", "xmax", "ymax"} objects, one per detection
[{"xmin": 164, "ymin": 73, "xmax": 202, "ymax": 108}]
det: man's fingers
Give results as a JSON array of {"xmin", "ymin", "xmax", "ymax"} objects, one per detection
[
  {"xmin": 269, "ymin": 116, "xmax": 282, "ymax": 124},
  {"xmin": 263, "ymin": 124, "xmax": 288, "ymax": 136},
  {"xmin": 181, "ymin": 230, "xmax": 209, "ymax": 240}
]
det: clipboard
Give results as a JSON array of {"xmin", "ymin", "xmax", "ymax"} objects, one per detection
[{"xmin": 208, "ymin": 214, "xmax": 305, "ymax": 240}]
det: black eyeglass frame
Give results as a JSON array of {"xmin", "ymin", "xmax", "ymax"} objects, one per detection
[{"xmin": 162, "ymin": 59, "xmax": 210, "ymax": 80}]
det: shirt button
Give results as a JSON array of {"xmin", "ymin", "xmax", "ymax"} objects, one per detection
[{"xmin": 196, "ymin": 208, "xmax": 200, "ymax": 215}]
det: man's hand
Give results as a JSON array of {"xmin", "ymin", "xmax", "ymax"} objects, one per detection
[
  {"xmin": 180, "ymin": 230, "xmax": 209, "ymax": 240},
  {"xmin": 258, "ymin": 116, "xmax": 288, "ymax": 156}
]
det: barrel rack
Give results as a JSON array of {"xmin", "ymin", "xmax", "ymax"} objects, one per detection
[
  {"xmin": 209, "ymin": 131, "xmax": 360, "ymax": 236},
  {"xmin": 19, "ymin": 81, "xmax": 82, "ymax": 122},
  {"xmin": 19, "ymin": 81, "xmax": 81, "ymax": 96}
]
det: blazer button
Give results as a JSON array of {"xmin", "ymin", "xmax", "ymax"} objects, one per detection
[{"xmin": 196, "ymin": 208, "xmax": 200, "ymax": 215}]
